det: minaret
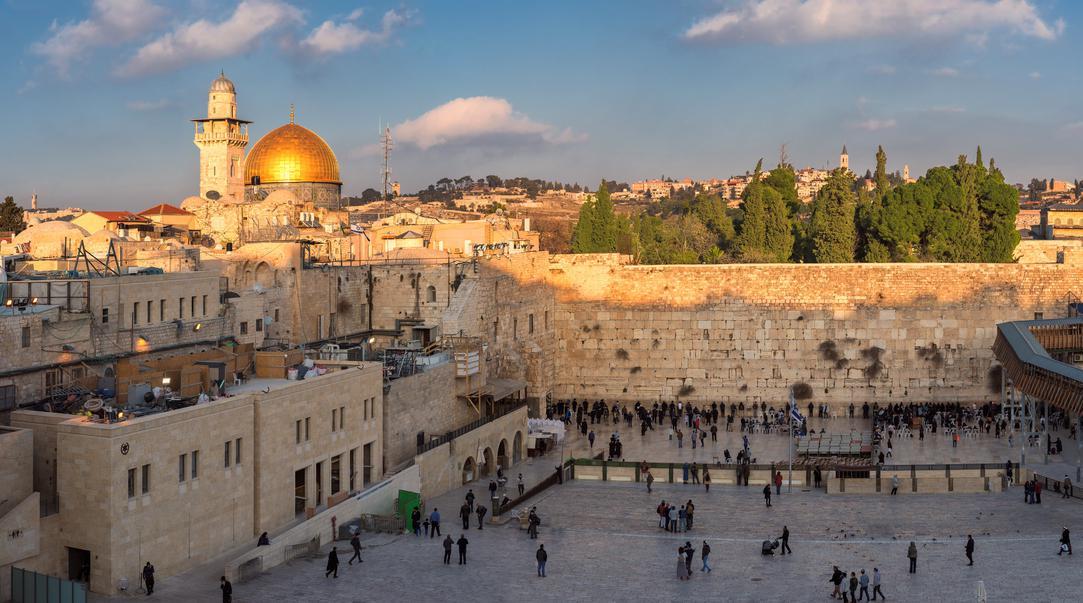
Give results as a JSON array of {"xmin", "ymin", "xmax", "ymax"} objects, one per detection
[
  {"xmin": 903, "ymin": 164, "xmax": 910, "ymax": 182},
  {"xmin": 839, "ymin": 145, "xmax": 849, "ymax": 171},
  {"xmin": 30, "ymin": 191, "xmax": 38, "ymax": 210},
  {"xmin": 193, "ymin": 71, "xmax": 250, "ymax": 202}
]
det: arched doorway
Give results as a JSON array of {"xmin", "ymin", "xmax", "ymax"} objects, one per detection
[
  {"xmin": 462, "ymin": 457, "xmax": 476, "ymax": 485},
  {"xmin": 481, "ymin": 447, "xmax": 494, "ymax": 478},
  {"xmin": 512, "ymin": 431, "xmax": 523, "ymax": 464},
  {"xmin": 497, "ymin": 439, "xmax": 509, "ymax": 470}
]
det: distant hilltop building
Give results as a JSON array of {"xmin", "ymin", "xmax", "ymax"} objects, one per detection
[{"xmin": 839, "ymin": 145, "xmax": 849, "ymax": 171}]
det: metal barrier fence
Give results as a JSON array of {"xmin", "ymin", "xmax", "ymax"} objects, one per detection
[
  {"xmin": 1032, "ymin": 472, "xmax": 1082, "ymax": 501},
  {"xmin": 285, "ymin": 537, "xmax": 320, "ymax": 562},
  {"xmin": 418, "ymin": 402, "xmax": 527, "ymax": 454},
  {"xmin": 10, "ymin": 567, "xmax": 87, "ymax": 603},
  {"xmin": 358, "ymin": 513, "xmax": 404, "ymax": 534}
]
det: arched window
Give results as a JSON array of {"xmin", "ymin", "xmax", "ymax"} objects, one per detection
[{"xmin": 426, "ymin": 285, "xmax": 437, "ymax": 303}]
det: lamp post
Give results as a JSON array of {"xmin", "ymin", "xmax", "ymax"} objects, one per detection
[{"xmin": 361, "ymin": 336, "xmax": 376, "ymax": 361}]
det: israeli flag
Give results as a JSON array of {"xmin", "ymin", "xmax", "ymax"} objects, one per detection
[{"xmin": 790, "ymin": 397, "xmax": 804, "ymax": 423}]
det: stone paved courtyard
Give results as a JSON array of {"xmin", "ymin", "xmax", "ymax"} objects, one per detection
[{"xmin": 90, "ymin": 418, "xmax": 1083, "ymax": 602}]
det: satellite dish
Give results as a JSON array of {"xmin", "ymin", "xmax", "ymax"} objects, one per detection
[
  {"xmin": 83, "ymin": 398, "xmax": 103, "ymax": 412},
  {"xmin": 206, "ymin": 190, "xmax": 221, "ymax": 201}
]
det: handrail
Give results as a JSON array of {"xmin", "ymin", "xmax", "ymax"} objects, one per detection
[{"xmin": 417, "ymin": 401, "xmax": 527, "ymax": 454}]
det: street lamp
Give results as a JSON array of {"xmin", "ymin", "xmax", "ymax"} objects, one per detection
[{"xmin": 361, "ymin": 336, "xmax": 376, "ymax": 361}]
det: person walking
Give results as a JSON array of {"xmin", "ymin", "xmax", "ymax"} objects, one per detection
[
  {"xmin": 142, "ymin": 562, "xmax": 155, "ymax": 595},
  {"xmin": 701, "ymin": 540, "xmax": 712, "ymax": 572},
  {"xmin": 848, "ymin": 571, "xmax": 858, "ymax": 603},
  {"xmin": 456, "ymin": 535, "xmax": 469, "ymax": 565},
  {"xmin": 890, "ymin": 475, "xmax": 899, "ymax": 496},
  {"xmin": 588, "ymin": 429, "xmax": 596, "ymax": 450},
  {"xmin": 763, "ymin": 484, "xmax": 772, "ymax": 508},
  {"xmin": 1060, "ymin": 527, "xmax": 1073, "ymax": 556},
  {"xmin": 1035, "ymin": 479, "xmax": 1043, "ymax": 504},
  {"xmin": 528, "ymin": 507, "xmax": 540, "ymax": 539},
  {"xmin": 430, "ymin": 508, "xmax": 441, "ymax": 538},
  {"xmin": 518, "ymin": 473, "xmax": 525, "ymax": 497},
  {"xmin": 1063, "ymin": 475, "xmax": 1073, "ymax": 498},
  {"xmin": 348, "ymin": 533, "xmax": 363, "ymax": 565},
  {"xmin": 858, "ymin": 570, "xmax": 870, "ymax": 601},
  {"xmin": 829, "ymin": 566, "xmax": 844, "ymax": 599},
  {"xmin": 907, "ymin": 541, "xmax": 917, "ymax": 574},
  {"xmin": 685, "ymin": 500, "xmax": 695, "ymax": 530},
  {"xmin": 683, "ymin": 541, "xmax": 694, "ymax": 575},
  {"xmin": 965, "ymin": 535, "xmax": 974, "ymax": 566},
  {"xmin": 703, "ymin": 469, "xmax": 711, "ymax": 492},
  {"xmin": 871, "ymin": 567, "xmax": 884, "ymax": 600},
  {"xmin": 677, "ymin": 546, "xmax": 689, "ymax": 580},
  {"xmin": 774, "ymin": 471, "xmax": 783, "ymax": 496},
  {"xmin": 465, "ymin": 489, "xmax": 475, "ymax": 512},
  {"xmin": 325, "ymin": 547, "xmax": 339, "ymax": 579},
  {"xmin": 536, "ymin": 544, "xmax": 548, "ymax": 577},
  {"xmin": 780, "ymin": 525, "xmax": 792, "ymax": 555},
  {"xmin": 476, "ymin": 504, "xmax": 487, "ymax": 530},
  {"xmin": 220, "ymin": 576, "xmax": 232, "ymax": 603},
  {"xmin": 646, "ymin": 470, "xmax": 654, "ymax": 494},
  {"xmin": 459, "ymin": 502, "xmax": 471, "ymax": 530},
  {"xmin": 442, "ymin": 535, "xmax": 453, "ymax": 564},
  {"xmin": 411, "ymin": 507, "xmax": 422, "ymax": 536}
]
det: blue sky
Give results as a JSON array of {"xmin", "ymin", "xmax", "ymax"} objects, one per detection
[{"xmin": 0, "ymin": 0, "xmax": 1080, "ymax": 209}]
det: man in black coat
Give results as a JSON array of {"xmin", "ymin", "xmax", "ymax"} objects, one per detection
[
  {"xmin": 456, "ymin": 535, "xmax": 469, "ymax": 564},
  {"xmin": 325, "ymin": 547, "xmax": 339, "ymax": 578},
  {"xmin": 442, "ymin": 535, "xmax": 453, "ymax": 564}
]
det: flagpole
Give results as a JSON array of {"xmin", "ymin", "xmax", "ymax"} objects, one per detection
[{"xmin": 788, "ymin": 387, "xmax": 794, "ymax": 494}]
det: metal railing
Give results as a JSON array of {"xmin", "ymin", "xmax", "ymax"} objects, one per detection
[
  {"xmin": 417, "ymin": 401, "xmax": 527, "ymax": 454},
  {"xmin": 1032, "ymin": 472, "xmax": 1083, "ymax": 501}
]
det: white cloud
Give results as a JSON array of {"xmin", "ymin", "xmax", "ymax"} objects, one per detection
[
  {"xmin": 853, "ymin": 118, "xmax": 897, "ymax": 131},
  {"xmin": 116, "ymin": 0, "xmax": 302, "ymax": 77},
  {"xmin": 683, "ymin": 0, "xmax": 1063, "ymax": 45},
  {"xmin": 388, "ymin": 97, "xmax": 586, "ymax": 151},
  {"xmin": 1029, "ymin": 71, "xmax": 1041, "ymax": 79},
  {"xmin": 931, "ymin": 66, "xmax": 959, "ymax": 77},
  {"xmin": 126, "ymin": 99, "xmax": 171, "ymax": 111},
  {"xmin": 346, "ymin": 8, "xmax": 365, "ymax": 21},
  {"xmin": 32, "ymin": 0, "xmax": 166, "ymax": 76},
  {"xmin": 300, "ymin": 9, "xmax": 415, "ymax": 57}
]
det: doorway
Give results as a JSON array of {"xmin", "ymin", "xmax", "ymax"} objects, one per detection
[{"xmin": 67, "ymin": 547, "xmax": 91, "ymax": 585}]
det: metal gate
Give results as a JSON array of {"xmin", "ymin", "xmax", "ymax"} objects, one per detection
[{"xmin": 10, "ymin": 567, "xmax": 87, "ymax": 603}]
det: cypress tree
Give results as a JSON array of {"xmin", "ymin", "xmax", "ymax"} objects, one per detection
[{"xmin": 809, "ymin": 170, "xmax": 857, "ymax": 262}]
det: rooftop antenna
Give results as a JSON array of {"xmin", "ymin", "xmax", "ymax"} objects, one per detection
[
  {"xmin": 381, "ymin": 121, "xmax": 393, "ymax": 200},
  {"xmin": 289, "ymin": 104, "xmax": 295, "ymax": 124}
]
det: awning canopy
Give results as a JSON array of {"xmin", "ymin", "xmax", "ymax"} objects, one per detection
[{"xmin": 482, "ymin": 378, "xmax": 526, "ymax": 402}]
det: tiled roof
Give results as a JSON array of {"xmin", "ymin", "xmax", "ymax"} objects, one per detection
[{"xmin": 139, "ymin": 203, "xmax": 193, "ymax": 216}]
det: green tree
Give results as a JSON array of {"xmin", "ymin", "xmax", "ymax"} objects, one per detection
[
  {"xmin": 808, "ymin": 170, "xmax": 857, "ymax": 262},
  {"xmin": 570, "ymin": 198, "xmax": 598, "ymax": 253},
  {"xmin": 764, "ymin": 164, "xmax": 800, "ymax": 216},
  {"xmin": 874, "ymin": 145, "xmax": 890, "ymax": 197},
  {"xmin": 0, "ymin": 196, "xmax": 25, "ymax": 234},
  {"xmin": 570, "ymin": 180, "xmax": 622, "ymax": 253},
  {"xmin": 734, "ymin": 162, "xmax": 793, "ymax": 262},
  {"xmin": 690, "ymin": 193, "xmax": 735, "ymax": 248}
]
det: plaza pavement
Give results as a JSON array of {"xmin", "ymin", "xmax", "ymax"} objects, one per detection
[{"xmin": 91, "ymin": 417, "xmax": 1082, "ymax": 602}]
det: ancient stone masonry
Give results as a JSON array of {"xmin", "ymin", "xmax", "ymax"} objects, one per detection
[{"xmin": 544, "ymin": 254, "xmax": 1083, "ymax": 407}]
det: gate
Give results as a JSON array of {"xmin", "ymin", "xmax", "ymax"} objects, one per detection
[{"xmin": 10, "ymin": 567, "xmax": 87, "ymax": 603}]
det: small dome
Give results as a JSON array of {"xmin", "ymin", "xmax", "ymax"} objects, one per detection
[
  {"xmin": 210, "ymin": 72, "xmax": 235, "ymax": 94},
  {"xmin": 262, "ymin": 189, "xmax": 301, "ymax": 206},
  {"xmin": 88, "ymin": 229, "xmax": 121, "ymax": 242},
  {"xmin": 180, "ymin": 196, "xmax": 206, "ymax": 211},
  {"xmin": 13, "ymin": 220, "xmax": 89, "ymax": 244}
]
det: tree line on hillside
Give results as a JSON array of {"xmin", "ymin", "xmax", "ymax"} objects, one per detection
[{"xmin": 571, "ymin": 147, "xmax": 1020, "ymax": 263}]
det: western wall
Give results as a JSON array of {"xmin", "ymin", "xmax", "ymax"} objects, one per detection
[{"xmin": 538, "ymin": 254, "xmax": 1083, "ymax": 407}]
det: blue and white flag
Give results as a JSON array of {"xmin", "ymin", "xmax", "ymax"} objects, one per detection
[{"xmin": 790, "ymin": 398, "xmax": 804, "ymax": 423}]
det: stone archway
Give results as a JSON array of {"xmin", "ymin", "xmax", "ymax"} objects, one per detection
[
  {"xmin": 512, "ymin": 431, "xmax": 523, "ymax": 464},
  {"xmin": 497, "ymin": 439, "xmax": 509, "ymax": 470},
  {"xmin": 481, "ymin": 447, "xmax": 494, "ymax": 478},
  {"xmin": 462, "ymin": 456, "xmax": 476, "ymax": 485}
]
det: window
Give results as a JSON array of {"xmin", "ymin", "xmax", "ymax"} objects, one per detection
[
  {"xmin": 363, "ymin": 398, "xmax": 368, "ymax": 421},
  {"xmin": 191, "ymin": 296, "xmax": 196, "ymax": 317},
  {"xmin": 256, "ymin": 319, "xmax": 263, "ymax": 332},
  {"xmin": 296, "ymin": 419, "xmax": 302, "ymax": 444},
  {"xmin": 529, "ymin": 313, "xmax": 534, "ymax": 334},
  {"xmin": 202, "ymin": 295, "xmax": 208, "ymax": 316},
  {"xmin": 178, "ymin": 453, "xmax": 187, "ymax": 482},
  {"xmin": 21, "ymin": 326, "xmax": 30, "ymax": 348},
  {"xmin": 102, "ymin": 308, "xmax": 109, "ymax": 324},
  {"xmin": 332, "ymin": 408, "xmax": 338, "ymax": 432},
  {"xmin": 224, "ymin": 440, "xmax": 232, "ymax": 467},
  {"xmin": 305, "ymin": 417, "xmax": 310, "ymax": 441},
  {"xmin": 513, "ymin": 317, "xmax": 518, "ymax": 339},
  {"xmin": 141, "ymin": 464, "xmax": 151, "ymax": 494},
  {"xmin": 0, "ymin": 384, "xmax": 15, "ymax": 411},
  {"xmin": 349, "ymin": 448, "xmax": 357, "ymax": 492},
  {"xmin": 331, "ymin": 454, "xmax": 341, "ymax": 495},
  {"xmin": 179, "ymin": 298, "xmax": 185, "ymax": 319},
  {"xmin": 339, "ymin": 406, "xmax": 345, "ymax": 430},
  {"xmin": 1035, "ymin": 312, "xmax": 1044, "ymax": 320},
  {"xmin": 240, "ymin": 321, "xmax": 248, "ymax": 335},
  {"xmin": 128, "ymin": 468, "xmax": 137, "ymax": 498},
  {"xmin": 317, "ymin": 315, "xmax": 324, "ymax": 338},
  {"xmin": 191, "ymin": 450, "xmax": 199, "ymax": 479},
  {"xmin": 274, "ymin": 309, "xmax": 280, "ymax": 323},
  {"xmin": 160, "ymin": 299, "xmax": 165, "ymax": 322},
  {"xmin": 133, "ymin": 302, "xmax": 140, "ymax": 325},
  {"xmin": 146, "ymin": 300, "xmax": 153, "ymax": 324},
  {"xmin": 235, "ymin": 438, "xmax": 242, "ymax": 465},
  {"xmin": 426, "ymin": 285, "xmax": 437, "ymax": 303},
  {"xmin": 544, "ymin": 310, "xmax": 549, "ymax": 330}
]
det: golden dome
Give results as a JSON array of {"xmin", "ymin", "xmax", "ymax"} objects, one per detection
[{"xmin": 244, "ymin": 122, "xmax": 341, "ymax": 186}]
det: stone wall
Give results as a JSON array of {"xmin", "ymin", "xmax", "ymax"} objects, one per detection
[
  {"xmin": 382, "ymin": 362, "xmax": 474, "ymax": 470},
  {"xmin": 545, "ymin": 254, "xmax": 1083, "ymax": 407}
]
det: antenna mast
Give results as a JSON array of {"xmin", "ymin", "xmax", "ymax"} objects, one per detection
[{"xmin": 381, "ymin": 124, "xmax": 393, "ymax": 199}]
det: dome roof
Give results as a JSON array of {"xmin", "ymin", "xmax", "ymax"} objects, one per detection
[
  {"xmin": 210, "ymin": 72, "xmax": 235, "ymax": 93},
  {"xmin": 261, "ymin": 189, "xmax": 301, "ymax": 206},
  {"xmin": 244, "ymin": 122, "xmax": 340, "ymax": 186},
  {"xmin": 13, "ymin": 220, "xmax": 89, "ymax": 244},
  {"xmin": 88, "ymin": 229, "xmax": 121, "ymax": 242},
  {"xmin": 180, "ymin": 196, "xmax": 206, "ymax": 211}
]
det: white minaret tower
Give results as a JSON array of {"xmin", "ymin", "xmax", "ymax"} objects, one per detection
[
  {"xmin": 903, "ymin": 164, "xmax": 910, "ymax": 181},
  {"xmin": 839, "ymin": 145, "xmax": 849, "ymax": 171},
  {"xmin": 30, "ymin": 191, "xmax": 38, "ymax": 210},
  {"xmin": 192, "ymin": 71, "xmax": 250, "ymax": 202}
]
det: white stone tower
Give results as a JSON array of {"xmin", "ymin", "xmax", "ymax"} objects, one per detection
[
  {"xmin": 30, "ymin": 191, "xmax": 37, "ymax": 210},
  {"xmin": 840, "ymin": 145, "xmax": 849, "ymax": 171},
  {"xmin": 193, "ymin": 72, "xmax": 250, "ymax": 202},
  {"xmin": 903, "ymin": 164, "xmax": 910, "ymax": 181}
]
